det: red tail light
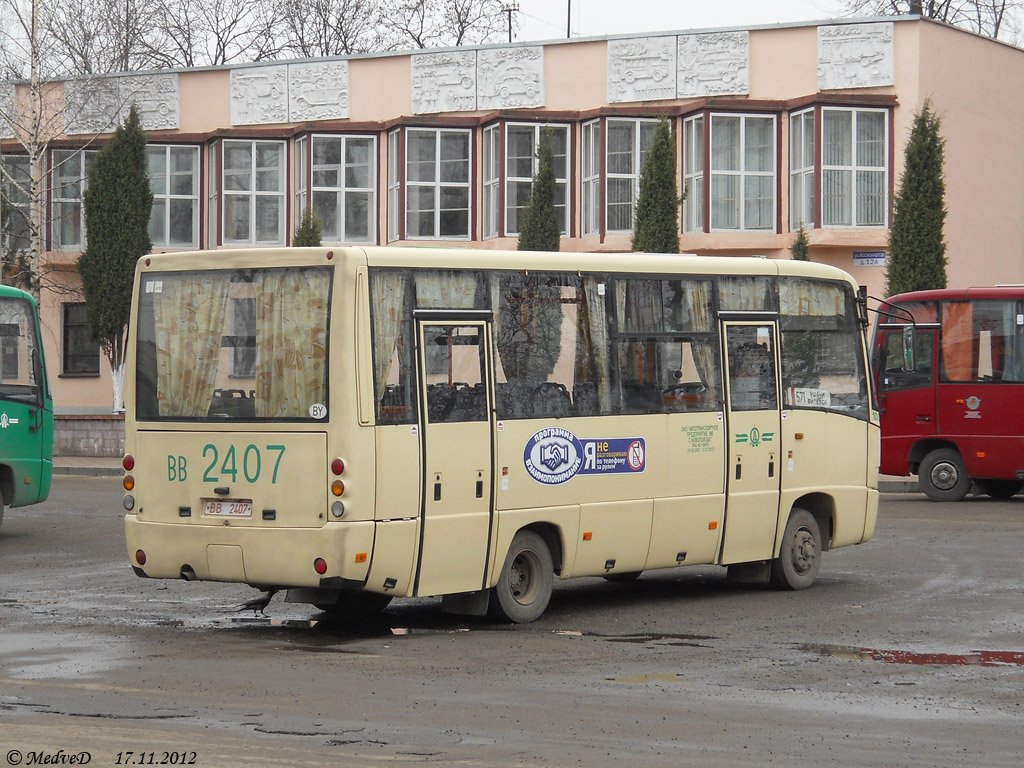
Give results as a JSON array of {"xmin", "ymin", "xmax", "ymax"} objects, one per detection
[
  {"xmin": 314, "ymin": 558, "xmax": 328, "ymax": 575},
  {"xmin": 123, "ymin": 455, "xmax": 135, "ymax": 471}
]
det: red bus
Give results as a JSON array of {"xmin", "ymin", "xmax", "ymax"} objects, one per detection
[{"xmin": 871, "ymin": 287, "xmax": 1024, "ymax": 501}]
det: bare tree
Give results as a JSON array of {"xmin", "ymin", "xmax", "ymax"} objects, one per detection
[
  {"xmin": 846, "ymin": 1, "xmax": 1022, "ymax": 41},
  {"xmin": 379, "ymin": 0, "xmax": 508, "ymax": 49},
  {"xmin": 151, "ymin": 0, "xmax": 285, "ymax": 67},
  {"xmin": 281, "ymin": 0, "xmax": 384, "ymax": 58},
  {"xmin": 46, "ymin": 0, "xmax": 166, "ymax": 76}
]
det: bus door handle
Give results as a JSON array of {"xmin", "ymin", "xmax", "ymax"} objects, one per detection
[
  {"xmin": 27, "ymin": 407, "xmax": 39, "ymax": 433},
  {"xmin": 768, "ymin": 453, "xmax": 775, "ymax": 478},
  {"xmin": 916, "ymin": 414, "xmax": 932, "ymax": 423}
]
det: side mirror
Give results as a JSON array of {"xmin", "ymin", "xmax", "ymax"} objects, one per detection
[{"xmin": 902, "ymin": 326, "xmax": 915, "ymax": 372}]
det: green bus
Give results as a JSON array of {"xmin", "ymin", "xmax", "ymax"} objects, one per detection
[{"xmin": 0, "ymin": 285, "xmax": 53, "ymax": 529}]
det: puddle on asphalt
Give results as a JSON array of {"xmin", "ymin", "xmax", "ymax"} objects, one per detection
[
  {"xmin": 0, "ymin": 631, "xmax": 127, "ymax": 680},
  {"xmin": 592, "ymin": 632, "xmax": 716, "ymax": 648},
  {"xmin": 806, "ymin": 644, "xmax": 1024, "ymax": 666}
]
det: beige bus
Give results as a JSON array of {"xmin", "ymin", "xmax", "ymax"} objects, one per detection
[{"xmin": 123, "ymin": 247, "xmax": 879, "ymax": 623}]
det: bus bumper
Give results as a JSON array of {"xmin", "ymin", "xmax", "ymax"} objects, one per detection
[{"xmin": 124, "ymin": 516, "xmax": 375, "ymax": 588}]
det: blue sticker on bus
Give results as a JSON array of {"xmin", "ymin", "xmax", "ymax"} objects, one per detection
[{"xmin": 524, "ymin": 428, "xmax": 646, "ymax": 485}]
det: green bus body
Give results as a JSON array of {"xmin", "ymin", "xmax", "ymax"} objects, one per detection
[{"xmin": 0, "ymin": 285, "xmax": 54, "ymax": 527}]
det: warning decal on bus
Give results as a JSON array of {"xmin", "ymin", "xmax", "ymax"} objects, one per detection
[{"xmin": 524, "ymin": 428, "xmax": 646, "ymax": 485}]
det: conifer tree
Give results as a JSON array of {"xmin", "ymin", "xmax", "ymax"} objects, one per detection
[
  {"xmin": 293, "ymin": 210, "xmax": 323, "ymax": 246},
  {"xmin": 886, "ymin": 100, "xmax": 947, "ymax": 296},
  {"xmin": 632, "ymin": 117, "xmax": 680, "ymax": 254},
  {"xmin": 791, "ymin": 225, "xmax": 810, "ymax": 261},
  {"xmin": 517, "ymin": 128, "xmax": 561, "ymax": 252},
  {"xmin": 77, "ymin": 104, "xmax": 152, "ymax": 412}
]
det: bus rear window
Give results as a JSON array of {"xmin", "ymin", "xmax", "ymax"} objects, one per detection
[
  {"xmin": 135, "ymin": 266, "xmax": 332, "ymax": 421},
  {"xmin": 0, "ymin": 297, "xmax": 40, "ymax": 405}
]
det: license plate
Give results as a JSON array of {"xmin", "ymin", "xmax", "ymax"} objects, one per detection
[{"xmin": 203, "ymin": 499, "xmax": 253, "ymax": 517}]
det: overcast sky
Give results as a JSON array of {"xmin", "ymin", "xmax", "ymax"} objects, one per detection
[{"xmin": 513, "ymin": 0, "xmax": 852, "ymax": 42}]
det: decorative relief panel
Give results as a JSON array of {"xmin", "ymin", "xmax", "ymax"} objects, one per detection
[
  {"xmin": 231, "ymin": 65, "xmax": 288, "ymax": 125},
  {"xmin": 289, "ymin": 61, "xmax": 350, "ymax": 121},
  {"xmin": 64, "ymin": 79, "xmax": 121, "ymax": 135},
  {"xmin": 411, "ymin": 51, "xmax": 477, "ymax": 114},
  {"xmin": 608, "ymin": 36, "xmax": 677, "ymax": 104},
  {"xmin": 478, "ymin": 46, "xmax": 544, "ymax": 110},
  {"xmin": 119, "ymin": 73, "xmax": 179, "ymax": 130},
  {"xmin": 818, "ymin": 22, "xmax": 894, "ymax": 90},
  {"xmin": 677, "ymin": 31, "xmax": 749, "ymax": 97}
]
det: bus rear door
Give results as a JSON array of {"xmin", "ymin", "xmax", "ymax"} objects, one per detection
[
  {"xmin": 413, "ymin": 317, "xmax": 494, "ymax": 596},
  {"xmin": 721, "ymin": 322, "xmax": 782, "ymax": 564}
]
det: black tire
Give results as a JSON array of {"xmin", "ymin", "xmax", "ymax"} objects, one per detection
[
  {"xmin": 315, "ymin": 590, "xmax": 393, "ymax": 614},
  {"xmin": 0, "ymin": 499, "xmax": 5, "ymax": 531},
  {"xmin": 919, "ymin": 448, "xmax": 971, "ymax": 502},
  {"xmin": 770, "ymin": 508, "xmax": 822, "ymax": 590},
  {"xmin": 488, "ymin": 530, "xmax": 553, "ymax": 623},
  {"xmin": 976, "ymin": 479, "xmax": 1023, "ymax": 499},
  {"xmin": 603, "ymin": 571, "xmax": 642, "ymax": 583}
]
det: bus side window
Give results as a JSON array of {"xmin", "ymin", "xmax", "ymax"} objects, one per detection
[{"xmin": 881, "ymin": 330, "xmax": 932, "ymax": 390}]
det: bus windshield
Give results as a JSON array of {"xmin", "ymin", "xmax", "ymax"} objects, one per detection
[
  {"xmin": 134, "ymin": 266, "xmax": 333, "ymax": 421},
  {"xmin": 0, "ymin": 295, "xmax": 42, "ymax": 406}
]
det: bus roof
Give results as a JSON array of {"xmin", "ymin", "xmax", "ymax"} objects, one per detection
[
  {"xmin": 139, "ymin": 246, "xmax": 858, "ymax": 285},
  {"xmin": 0, "ymin": 284, "xmax": 35, "ymax": 302},
  {"xmin": 884, "ymin": 286, "xmax": 1024, "ymax": 304}
]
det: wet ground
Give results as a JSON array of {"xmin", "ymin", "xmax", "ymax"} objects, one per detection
[{"xmin": 2, "ymin": 477, "xmax": 1023, "ymax": 766}]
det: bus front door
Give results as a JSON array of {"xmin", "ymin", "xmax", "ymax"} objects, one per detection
[
  {"xmin": 721, "ymin": 322, "xmax": 782, "ymax": 564},
  {"xmin": 413, "ymin": 320, "xmax": 494, "ymax": 597}
]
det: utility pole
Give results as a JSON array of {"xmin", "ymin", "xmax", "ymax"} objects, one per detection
[{"xmin": 502, "ymin": 3, "xmax": 519, "ymax": 43}]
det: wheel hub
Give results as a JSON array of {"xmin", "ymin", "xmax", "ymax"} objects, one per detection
[
  {"xmin": 792, "ymin": 530, "xmax": 817, "ymax": 575},
  {"xmin": 930, "ymin": 461, "xmax": 959, "ymax": 491}
]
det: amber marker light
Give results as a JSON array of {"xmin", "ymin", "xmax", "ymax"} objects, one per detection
[
  {"xmin": 331, "ymin": 480, "xmax": 344, "ymax": 497},
  {"xmin": 355, "ymin": 553, "xmax": 367, "ymax": 563},
  {"xmin": 582, "ymin": 532, "xmax": 593, "ymax": 541},
  {"xmin": 314, "ymin": 558, "xmax": 328, "ymax": 574},
  {"xmin": 709, "ymin": 521, "xmax": 719, "ymax": 530},
  {"xmin": 123, "ymin": 475, "xmax": 135, "ymax": 491}
]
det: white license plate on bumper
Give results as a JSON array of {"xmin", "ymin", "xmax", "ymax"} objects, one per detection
[{"xmin": 203, "ymin": 499, "xmax": 253, "ymax": 517}]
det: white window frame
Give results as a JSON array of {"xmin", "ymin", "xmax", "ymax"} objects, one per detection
[
  {"xmin": 709, "ymin": 113, "xmax": 777, "ymax": 232},
  {"xmin": 147, "ymin": 145, "xmax": 200, "ymax": 249},
  {"xmin": 482, "ymin": 124, "xmax": 499, "ymax": 239},
  {"xmin": 790, "ymin": 109, "xmax": 815, "ymax": 230},
  {"xmin": 207, "ymin": 142, "xmax": 219, "ymax": 247},
  {"xmin": 51, "ymin": 148, "xmax": 97, "ymax": 251},
  {"xmin": 683, "ymin": 115, "xmax": 704, "ymax": 233},
  {"xmin": 504, "ymin": 122, "xmax": 570, "ymax": 237},
  {"xmin": 821, "ymin": 107, "xmax": 888, "ymax": 229},
  {"xmin": 387, "ymin": 130, "xmax": 400, "ymax": 242},
  {"xmin": 308, "ymin": 134, "xmax": 377, "ymax": 244},
  {"xmin": 2, "ymin": 155, "xmax": 31, "ymax": 252},
  {"xmin": 582, "ymin": 120, "xmax": 601, "ymax": 236},
  {"xmin": 221, "ymin": 139, "xmax": 286, "ymax": 246},
  {"xmin": 404, "ymin": 127, "xmax": 472, "ymax": 241},
  {"xmin": 605, "ymin": 117, "xmax": 659, "ymax": 233},
  {"xmin": 295, "ymin": 136, "xmax": 309, "ymax": 227}
]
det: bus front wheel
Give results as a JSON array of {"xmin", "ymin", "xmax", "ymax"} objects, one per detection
[
  {"xmin": 770, "ymin": 509, "xmax": 821, "ymax": 590},
  {"xmin": 489, "ymin": 530, "xmax": 553, "ymax": 623},
  {"xmin": 919, "ymin": 448, "xmax": 971, "ymax": 502}
]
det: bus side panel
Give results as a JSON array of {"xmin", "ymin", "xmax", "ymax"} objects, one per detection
[
  {"xmin": 780, "ymin": 409, "xmax": 870, "ymax": 547},
  {"xmin": 938, "ymin": 382, "xmax": 1024, "ymax": 479},
  {"xmin": 373, "ymin": 425, "xmax": 421, "ymax": 521},
  {"xmin": 365, "ymin": 519, "xmax": 419, "ymax": 597},
  {"xmin": 489, "ymin": 505, "xmax": 579, "ymax": 583},
  {"xmin": 648, "ymin": 495, "xmax": 724, "ymax": 568},
  {"xmin": 575, "ymin": 499, "xmax": 653, "ymax": 576}
]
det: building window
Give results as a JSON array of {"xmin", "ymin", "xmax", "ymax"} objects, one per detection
[
  {"xmin": 505, "ymin": 123, "xmax": 569, "ymax": 236},
  {"xmin": 606, "ymin": 118, "xmax": 658, "ymax": 232},
  {"xmin": 387, "ymin": 131, "xmax": 400, "ymax": 242},
  {"xmin": 405, "ymin": 128, "xmax": 471, "ymax": 239},
  {"xmin": 790, "ymin": 109, "xmax": 815, "ymax": 230},
  {"xmin": 305, "ymin": 135, "xmax": 376, "ymax": 243},
  {"xmin": 822, "ymin": 107, "xmax": 888, "ymax": 227},
  {"xmin": 683, "ymin": 116, "xmax": 704, "ymax": 233},
  {"xmin": 51, "ymin": 149, "xmax": 96, "ymax": 250},
  {"xmin": 222, "ymin": 139, "xmax": 286, "ymax": 245},
  {"xmin": 709, "ymin": 114, "xmax": 775, "ymax": 231},
  {"xmin": 482, "ymin": 124, "xmax": 499, "ymax": 239},
  {"xmin": 207, "ymin": 142, "xmax": 219, "ymax": 247},
  {"xmin": 2, "ymin": 155, "xmax": 31, "ymax": 252},
  {"xmin": 295, "ymin": 136, "xmax": 308, "ymax": 228},
  {"xmin": 582, "ymin": 120, "xmax": 601, "ymax": 236},
  {"xmin": 62, "ymin": 302, "xmax": 99, "ymax": 375},
  {"xmin": 147, "ymin": 145, "xmax": 199, "ymax": 249}
]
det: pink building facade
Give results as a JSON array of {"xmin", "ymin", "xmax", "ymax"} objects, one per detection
[{"xmin": 3, "ymin": 15, "xmax": 1022, "ymax": 450}]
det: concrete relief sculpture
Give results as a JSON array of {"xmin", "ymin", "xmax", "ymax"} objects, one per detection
[
  {"xmin": 412, "ymin": 51, "xmax": 477, "ymax": 114},
  {"xmin": 0, "ymin": 82, "xmax": 14, "ymax": 138},
  {"xmin": 64, "ymin": 79, "xmax": 121, "ymax": 135},
  {"xmin": 289, "ymin": 61, "xmax": 350, "ymax": 121},
  {"xmin": 231, "ymin": 65, "xmax": 289, "ymax": 126},
  {"xmin": 677, "ymin": 31, "xmax": 749, "ymax": 97},
  {"xmin": 608, "ymin": 36, "xmax": 677, "ymax": 103},
  {"xmin": 478, "ymin": 46, "xmax": 544, "ymax": 110},
  {"xmin": 818, "ymin": 22, "xmax": 895, "ymax": 90},
  {"xmin": 119, "ymin": 74, "xmax": 179, "ymax": 131}
]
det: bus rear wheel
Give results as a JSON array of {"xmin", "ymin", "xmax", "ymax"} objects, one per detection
[
  {"xmin": 770, "ymin": 509, "xmax": 821, "ymax": 590},
  {"xmin": 919, "ymin": 448, "xmax": 971, "ymax": 502},
  {"xmin": 488, "ymin": 530, "xmax": 553, "ymax": 623}
]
